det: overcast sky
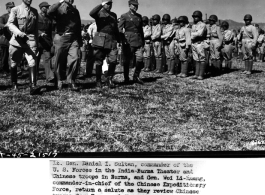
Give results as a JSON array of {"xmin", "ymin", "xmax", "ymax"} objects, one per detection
[{"xmin": 1, "ymin": 0, "xmax": 265, "ymax": 22}]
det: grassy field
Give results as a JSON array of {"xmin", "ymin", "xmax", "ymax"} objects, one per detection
[{"xmin": 0, "ymin": 59, "xmax": 265, "ymax": 153}]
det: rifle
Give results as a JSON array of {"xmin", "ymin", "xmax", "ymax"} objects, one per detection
[
  {"xmin": 161, "ymin": 24, "xmax": 167, "ymax": 72},
  {"xmin": 150, "ymin": 20, "xmax": 155, "ymax": 71}
]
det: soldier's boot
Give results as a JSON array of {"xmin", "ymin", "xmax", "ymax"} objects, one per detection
[
  {"xmin": 175, "ymin": 58, "xmax": 182, "ymax": 77},
  {"xmin": 96, "ymin": 65, "xmax": 102, "ymax": 88},
  {"xmin": 29, "ymin": 66, "xmax": 39, "ymax": 95},
  {"xmin": 211, "ymin": 60, "xmax": 216, "ymax": 76},
  {"xmin": 107, "ymin": 63, "xmax": 116, "ymax": 89},
  {"xmin": 260, "ymin": 54, "xmax": 264, "ymax": 62},
  {"xmin": 216, "ymin": 60, "xmax": 222, "ymax": 75},
  {"xmin": 133, "ymin": 61, "xmax": 144, "ymax": 85},
  {"xmin": 180, "ymin": 61, "xmax": 188, "ymax": 78},
  {"xmin": 150, "ymin": 57, "xmax": 156, "ymax": 71},
  {"xmin": 143, "ymin": 58, "xmax": 148, "ymax": 72},
  {"xmin": 242, "ymin": 60, "xmax": 248, "ymax": 74},
  {"xmin": 123, "ymin": 61, "xmax": 130, "ymax": 83},
  {"xmin": 190, "ymin": 61, "xmax": 200, "ymax": 79},
  {"xmin": 155, "ymin": 58, "xmax": 162, "ymax": 73},
  {"xmin": 246, "ymin": 60, "xmax": 253, "ymax": 75},
  {"xmin": 197, "ymin": 62, "xmax": 206, "ymax": 80},
  {"xmin": 227, "ymin": 60, "xmax": 232, "ymax": 70},
  {"xmin": 168, "ymin": 59, "xmax": 175, "ymax": 75},
  {"xmin": 10, "ymin": 66, "xmax": 18, "ymax": 90},
  {"xmin": 224, "ymin": 60, "xmax": 228, "ymax": 72},
  {"xmin": 145, "ymin": 58, "xmax": 151, "ymax": 72},
  {"xmin": 163, "ymin": 59, "xmax": 170, "ymax": 74}
]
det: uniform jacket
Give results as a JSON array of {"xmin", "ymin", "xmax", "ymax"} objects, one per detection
[
  {"xmin": 7, "ymin": 3, "xmax": 39, "ymax": 48},
  {"xmin": 239, "ymin": 24, "xmax": 258, "ymax": 44},
  {"xmin": 222, "ymin": 29, "xmax": 234, "ymax": 44},
  {"xmin": 118, "ymin": 11, "xmax": 144, "ymax": 48},
  {"xmin": 176, "ymin": 26, "xmax": 191, "ymax": 49},
  {"xmin": 191, "ymin": 21, "xmax": 207, "ymax": 43},
  {"xmin": 47, "ymin": 2, "xmax": 82, "ymax": 43},
  {"xmin": 143, "ymin": 25, "xmax": 151, "ymax": 42},
  {"xmin": 207, "ymin": 24, "xmax": 223, "ymax": 43},
  {"xmin": 161, "ymin": 24, "xmax": 174, "ymax": 41},
  {"xmin": 0, "ymin": 13, "xmax": 12, "ymax": 43},
  {"xmin": 89, "ymin": 4, "xmax": 120, "ymax": 49},
  {"xmin": 151, "ymin": 24, "xmax": 161, "ymax": 41},
  {"xmin": 257, "ymin": 34, "xmax": 264, "ymax": 43},
  {"xmin": 38, "ymin": 12, "xmax": 53, "ymax": 50}
]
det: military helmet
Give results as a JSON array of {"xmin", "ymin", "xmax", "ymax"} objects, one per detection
[
  {"xmin": 221, "ymin": 21, "xmax": 229, "ymax": 28},
  {"xmin": 162, "ymin": 14, "xmax": 171, "ymax": 21},
  {"xmin": 142, "ymin": 16, "xmax": 149, "ymax": 22},
  {"xmin": 171, "ymin": 18, "xmax": 178, "ymax": 24},
  {"xmin": 178, "ymin": 16, "xmax": 188, "ymax": 24},
  {"xmin": 209, "ymin": 15, "xmax": 218, "ymax": 22},
  {"xmin": 244, "ymin": 14, "xmax": 252, "ymax": 21},
  {"xmin": 192, "ymin": 10, "xmax": 203, "ymax": 18},
  {"xmin": 153, "ymin": 14, "xmax": 161, "ymax": 21}
]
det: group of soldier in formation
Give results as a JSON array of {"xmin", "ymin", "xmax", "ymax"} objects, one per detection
[{"xmin": 0, "ymin": 0, "xmax": 262, "ymax": 95}]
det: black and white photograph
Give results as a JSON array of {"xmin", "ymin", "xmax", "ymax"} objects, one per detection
[{"xmin": 0, "ymin": 0, "xmax": 265, "ymax": 153}]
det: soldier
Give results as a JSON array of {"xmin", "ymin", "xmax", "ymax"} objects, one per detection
[
  {"xmin": 190, "ymin": 10, "xmax": 207, "ymax": 80},
  {"xmin": 175, "ymin": 16, "xmax": 191, "ymax": 78},
  {"xmin": 207, "ymin": 15, "xmax": 223, "ymax": 76},
  {"xmin": 47, "ymin": 0, "xmax": 82, "ymax": 91},
  {"xmin": 238, "ymin": 14, "xmax": 258, "ymax": 75},
  {"xmin": 37, "ymin": 2, "xmax": 55, "ymax": 83},
  {"xmin": 86, "ymin": 21, "xmax": 97, "ymax": 77},
  {"xmin": 89, "ymin": 0, "xmax": 120, "ymax": 89},
  {"xmin": 161, "ymin": 14, "xmax": 174, "ymax": 74},
  {"xmin": 7, "ymin": 0, "xmax": 39, "ymax": 94},
  {"xmin": 257, "ymin": 28, "xmax": 264, "ymax": 62},
  {"xmin": 118, "ymin": 0, "xmax": 145, "ymax": 84},
  {"xmin": 151, "ymin": 14, "xmax": 162, "ymax": 73},
  {"xmin": 0, "ymin": 2, "xmax": 15, "ymax": 75},
  {"xmin": 221, "ymin": 21, "xmax": 234, "ymax": 72},
  {"xmin": 169, "ymin": 17, "xmax": 180, "ymax": 75},
  {"xmin": 142, "ymin": 16, "xmax": 152, "ymax": 72}
]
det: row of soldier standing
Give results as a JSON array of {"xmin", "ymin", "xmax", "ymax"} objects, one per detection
[{"xmin": 0, "ymin": 0, "xmax": 260, "ymax": 95}]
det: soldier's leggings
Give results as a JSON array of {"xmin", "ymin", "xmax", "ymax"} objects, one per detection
[
  {"xmin": 53, "ymin": 34, "xmax": 80, "ymax": 83},
  {"xmin": 143, "ymin": 42, "xmax": 151, "ymax": 59},
  {"xmin": 152, "ymin": 41, "xmax": 162, "ymax": 58},
  {"xmin": 123, "ymin": 45, "xmax": 144, "ymax": 78},
  {"xmin": 9, "ymin": 45, "xmax": 37, "ymax": 68},
  {"xmin": 0, "ymin": 46, "xmax": 9, "ymax": 72}
]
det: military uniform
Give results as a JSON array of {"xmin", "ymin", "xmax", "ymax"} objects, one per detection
[
  {"xmin": 169, "ymin": 22, "xmax": 180, "ymax": 75},
  {"xmin": 89, "ymin": 0, "xmax": 120, "ymax": 88},
  {"xmin": 161, "ymin": 16, "xmax": 174, "ymax": 74},
  {"xmin": 207, "ymin": 15, "xmax": 223, "ymax": 75},
  {"xmin": 86, "ymin": 22, "xmax": 97, "ymax": 77},
  {"xmin": 175, "ymin": 16, "xmax": 191, "ymax": 78},
  {"xmin": 191, "ymin": 11, "xmax": 207, "ymax": 80},
  {"xmin": 0, "ymin": 2, "xmax": 15, "ymax": 73},
  {"xmin": 7, "ymin": 2, "xmax": 39, "ymax": 94},
  {"xmin": 257, "ymin": 31, "xmax": 265, "ymax": 62},
  {"xmin": 238, "ymin": 15, "xmax": 258, "ymax": 74},
  {"xmin": 151, "ymin": 16, "xmax": 162, "ymax": 73},
  {"xmin": 37, "ymin": 2, "xmax": 54, "ymax": 83},
  {"xmin": 220, "ymin": 21, "xmax": 234, "ymax": 71},
  {"xmin": 47, "ymin": 1, "xmax": 82, "ymax": 91},
  {"xmin": 142, "ymin": 17, "xmax": 152, "ymax": 71},
  {"xmin": 118, "ymin": 0, "xmax": 145, "ymax": 84}
]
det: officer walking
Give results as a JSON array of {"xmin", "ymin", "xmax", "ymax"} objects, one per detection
[
  {"xmin": 37, "ymin": 2, "xmax": 54, "ymax": 83},
  {"xmin": 207, "ymin": 15, "xmax": 223, "ymax": 76},
  {"xmin": 7, "ymin": 0, "xmax": 39, "ymax": 94},
  {"xmin": 118, "ymin": 0, "xmax": 145, "ymax": 84},
  {"xmin": 190, "ymin": 10, "xmax": 207, "ymax": 80},
  {"xmin": 238, "ymin": 14, "xmax": 258, "ymax": 75},
  {"xmin": 161, "ymin": 14, "xmax": 174, "ymax": 74},
  {"xmin": 142, "ymin": 16, "xmax": 152, "ymax": 72},
  {"xmin": 47, "ymin": 0, "xmax": 82, "ymax": 91},
  {"xmin": 0, "ymin": 2, "xmax": 15, "ymax": 75},
  {"xmin": 89, "ymin": 0, "xmax": 120, "ymax": 89},
  {"xmin": 175, "ymin": 16, "xmax": 191, "ymax": 78},
  {"xmin": 220, "ymin": 21, "xmax": 234, "ymax": 72},
  {"xmin": 151, "ymin": 14, "xmax": 162, "ymax": 73}
]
